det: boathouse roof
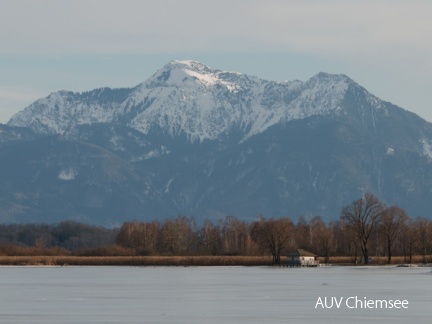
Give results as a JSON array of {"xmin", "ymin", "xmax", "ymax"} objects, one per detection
[{"xmin": 286, "ymin": 249, "xmax": 317, "ymax": 257}]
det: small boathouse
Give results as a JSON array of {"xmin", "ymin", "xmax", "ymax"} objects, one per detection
[{"xmin": 284, "ymin": 249, "xmax": 319, "ymax": 267}]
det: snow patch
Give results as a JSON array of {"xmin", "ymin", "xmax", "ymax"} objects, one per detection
[
  {"xmin": 164, "ymin": 178, "xmax": 174, "ymax": 193},
  {"xmin": 110, "ymin": 135, "xmax": 124, "ymax": 151},
  {"xmin": 142, "ymin": 146, "xmax": 170, "ymax": 160},
  {"xmin": 58, "ymin": 168, "xmax": 77, "ymax": 181},
  {"xmin": 420, "ymin": 138, "xmax": 432, "ymax": 160}
]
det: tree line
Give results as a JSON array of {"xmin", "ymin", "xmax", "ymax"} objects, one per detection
[{"xmin": 1, "ymin": 193, "xmax": 431, "ymax": 265}]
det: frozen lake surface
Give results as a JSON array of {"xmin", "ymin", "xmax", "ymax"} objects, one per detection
[{"xmin": 0, "ymin": 265, "xmax": 430, "ymax": 323}]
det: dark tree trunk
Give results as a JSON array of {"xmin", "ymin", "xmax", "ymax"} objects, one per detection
[
  {"xmin": 363, "ymin": 246, "xmax": 369, "ymax": 264},
  {"xmin": 408, "ymin": 243, "xmax": 413, "ymax": 264},
  {"xmin": 387, "ymin": 238, "xmax": 392, "ymax": 264}
]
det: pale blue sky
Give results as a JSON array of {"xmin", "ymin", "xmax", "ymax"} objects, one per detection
[{"xmin": 1, "ymin": 0, "xmax": 431, "ymax": 123}]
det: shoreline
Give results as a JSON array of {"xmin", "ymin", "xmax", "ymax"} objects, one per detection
[{"xmin": 0, "ymin": 255, "xmax": 430, "ymax": 267}]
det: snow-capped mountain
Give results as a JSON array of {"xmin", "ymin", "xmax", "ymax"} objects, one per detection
[
  {"xmin": 3, "ymin": 60, "xmax": 432, "ymax": 224},
  {"xmin": 9, "ymin": 60, "xmax": 382, "ymax": 141}
]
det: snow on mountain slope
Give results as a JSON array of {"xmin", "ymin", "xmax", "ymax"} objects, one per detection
[
  {"xmin": 125, "ymin": 60, "xmax": 361, "ymax": 141},
  {"xmin": 8, "ymin": 60, "xmax": 387, "ymax": 141},
  {"xmin": 8, "ymin": 87, "xmax": 133, "ymax": 134},
  {"xmin": 287, "ymin": 73, "xmax": 349, "ymax": 118}
]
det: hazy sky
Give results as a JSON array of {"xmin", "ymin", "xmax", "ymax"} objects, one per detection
[{"xmin": 1, "ymin": 0, "xmax": 431, "ymax": 123}]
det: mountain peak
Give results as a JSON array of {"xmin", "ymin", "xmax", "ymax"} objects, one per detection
[
  {"xmin": 169, "ymin": 60, "xmax": 215, "ymax": 73},
  {"xmin": 314, "ymin": 71, "xmax": 350, "ymax": 80},
  {"xmin": 308, "ymin": 72, "xmax": 354, "ymax": 88},
  {"xmin": 144, "ymin": 59, "xmax": 247, "ymax": 92}
]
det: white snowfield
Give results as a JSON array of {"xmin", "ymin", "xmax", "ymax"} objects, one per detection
[{"xmin": 8, "ymin": 60, "xmax": 387, "ymax": 142}]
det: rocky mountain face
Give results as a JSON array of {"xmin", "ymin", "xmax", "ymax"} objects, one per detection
[{"xmin": 2, "ymin": 60, "xmax": 432, "ymax": 225}]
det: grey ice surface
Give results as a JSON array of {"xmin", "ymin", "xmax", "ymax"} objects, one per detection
[{"xmin": 0, "ymin": 265, "xmax": 430, "ymax": 323}]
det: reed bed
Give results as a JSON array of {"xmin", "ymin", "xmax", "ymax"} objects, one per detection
[
  {"xmin": 320, "ymin": 255, "xmax": 432, "ymax": 265},
  {"xmin": 0, "ymin": 255, "xmax": 273, "ymax": 267},
  {"xmin": 1, "ymin": 255, "xmax": 430, "ymax": 267}
]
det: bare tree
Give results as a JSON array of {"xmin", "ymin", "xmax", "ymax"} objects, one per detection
[
  {"xmin": 330, "ymin": 220, "xmax": 351, "ymax": 258},
  {"xmin": 380, "ymin": 206, "xmax": 409, "ymax": 264},
  {"xmin": 198, "ymin": 220, "xmax": 223, "ymax": 255},
  {"xmin": 293, "ymin": 216, "xmax": 312, "ymax": 252},
  {"xmin": 157, "ymin": 216, "xmax": 196, "ymax": 255},
  {"xmin": 251, "ymin": 217, "xmax": 293, "ymax": 265},
  {"xmin": 310, "ymin": 216, "xmax": 334, "ymax": 263},
  {"xmin": 414, "ymin": 217, "xmax": 432, "ymax": 264},
  {"xmin": 221, "ymin": 216, "xmax": 250, "ymax": 255},
  {"xmin": 340, "ymin": 193, "xmax": 385, "ymax": 264},
  {"xmin": 345, "ymin": 223, "xmax": 361, "ymax": 263},
  {"xmin": 116, "ymin": 221, "xmax": 160, "ymax": 254},
  {"xmin": 400, "ymin": 219, "xmax": 418, "ymax": 263}
]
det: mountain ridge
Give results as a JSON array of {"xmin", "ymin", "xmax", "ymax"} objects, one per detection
[
  {"xmin": 2, "ymin": 60, "xmax": 432, "ymax": 225},
  {"xmin": 8, "ymin": 60, "xmax": 389, "ymax": 142}
]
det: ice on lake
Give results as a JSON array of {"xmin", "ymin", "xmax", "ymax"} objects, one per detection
[{"xmin": 0, "ymin": 265, "xmax": 430, "ymax": 323}]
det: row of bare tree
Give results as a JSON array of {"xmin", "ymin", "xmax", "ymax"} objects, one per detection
[
  {"xmin": 340, "ymin": 193, "xmax": 431, "ymax": 264},
  {"xmin": 1, "ymin": 193, "xmax": 431, "ymax": 263},
  {"xmin": 0, "ymin": 221, "xmax": 117, "ymax": 254},
  {"xmin": 116, "ymin": 193, "xmax": 432, "ymax": 264}
]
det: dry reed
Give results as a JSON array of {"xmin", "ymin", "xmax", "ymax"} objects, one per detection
[
  {"xmin": 1, "ymin": 255, "xmax": 430, "ymax": 267},
  {"xmin": 0, "ymin": 255, "xmax": 272, "ymax": 267}
]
